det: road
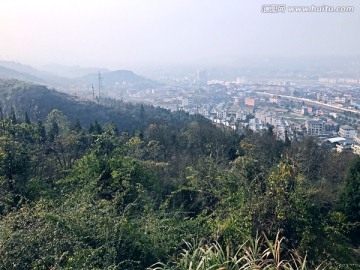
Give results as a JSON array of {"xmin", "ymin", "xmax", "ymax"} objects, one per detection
[{"xmin": 256, "ymin": 92, "xmax": 360, "ymax": 115}]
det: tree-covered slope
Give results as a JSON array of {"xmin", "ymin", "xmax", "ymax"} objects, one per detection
[
  {"xmin": 0, "ymin": 79, "xmax": 359, "ymax": 269},
  {"xmin": 0, "ymin": 78, "xmax": 184, "ymax": 132}
]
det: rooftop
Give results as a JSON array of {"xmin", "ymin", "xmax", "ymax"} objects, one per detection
[
  {"xmin": 327, "ymin": 137, "xmax": 346, "ymax": 143},
  {"xmin": 306, "ymin": 119, "xmax": 324, "ymax": 124},
  {"xmin": 339, "ymin": 125, "xmax": 355, "ymax": 130}
]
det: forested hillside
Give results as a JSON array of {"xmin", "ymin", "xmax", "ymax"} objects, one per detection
[
  {"xmin": 0, "ymin": 79, "xmax": 359, "ymax": 269},
  {"xmin": 0, "ymin": 79, "xmax": 189, "ymax": 132}
]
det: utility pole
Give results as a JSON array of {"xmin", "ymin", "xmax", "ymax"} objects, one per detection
[{"xmin": 92, "ymin": 84, "xmax": 95, "ymax": 99}]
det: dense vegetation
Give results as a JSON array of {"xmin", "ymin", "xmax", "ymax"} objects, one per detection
[
  {"xmin": 0, "ymin": 80, "xmax": 359, "ymax": 269},
  {"xmin": 0, "ymin": 79, "xmax": 176, "ymax": 131}
]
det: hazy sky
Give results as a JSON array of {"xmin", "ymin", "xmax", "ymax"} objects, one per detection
[{"xmin": 0, "ymin": 0, "xmax": 359, "ymax": 69}]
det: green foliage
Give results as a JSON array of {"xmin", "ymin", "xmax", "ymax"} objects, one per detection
[
  {"xmin": 9, "ymin": 106, "xmax": 17, "ymax": 124},
  {"xmin": 341, "ymin": 157, "xmax": 360, "ymax": 222},
  {"xmin": 24, "ymin": 112, "xmax": 31, "ymax": 125},
  {"xmin": 148, "ymin": 232, "xmax": 327, "ymax": 270},
  {"xmin": 0, "ymin": 81, "xmax": 359, "ymax": 269},
  {"xmin": 0, "ymin": 202, "xmax": 82, "ymax": 269},
  {"xmin": 340, "ymin": 157, "xmax": 360, "ymax": 247}
]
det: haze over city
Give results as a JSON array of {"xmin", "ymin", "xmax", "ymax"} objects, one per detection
[
  {"xmin": 1, "ymin": 0, "xmax": 360, "ymax": 70},
  {"xmin": 2, "ymin": 1, "xmax": 360, "ymax": 268}
]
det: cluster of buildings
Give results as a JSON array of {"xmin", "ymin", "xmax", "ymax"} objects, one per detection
[
  {"xmin": 176, "ymin": 81, "xmax": 360, "ymax": 155},
  {"xmin": 109, "ymin": 68, "xmax": 360, "ymax": 155},
  {"xmin": 316, "ymin": 92, "xmax": 356, "ymax": 108},
  {"xmin": 319, "ymin": 77, "xmax": 360, "ymax": 85},
  {"xmin": 305, "ymin": 120, "xmax": 360, "ymax": 154},
  {"xmin": 183, "ymin": 102, "xmax": 251, "ymax": 130},
  {"xmin": 252, "ymin": 110, "xmax": 292, "ymax": 140}
]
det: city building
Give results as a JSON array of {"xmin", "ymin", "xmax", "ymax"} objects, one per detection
[
  {"xmin": 244, "ymin": 98, "xmax": 256, "ymax": 107},
  {"xmin": 196, "ymin": 70, "xmax": 207, "ymax": 85},
  {"xmin": 339, "ymin": 125, "xmax": 356, "ymax": 138},
  {"xmin": 301, "ymin": 107, "xmax": 308, "ymax": 116},
  {"xmin": 305, "ymin": 119, "xmax": 325, "ymax": 135},
  {"xmin": 351, "ymin": 144, "xmax": 360, "ymax": 155},
  {"xmin": 336, "ymin": 139, "xmax": 355, "ymax": 153},
  {"xmin": 181, "ymin": 97, "xmax": 193, "ymax": 107},
  {"xmin": 335, "ymin": 96, "xmax": 347, "ymax": 104},
  {"xmin": 269, "ymin": 95, "xmax": 280, "ymax": 104},
  {"xmin": 217, "ymin": 109, "xmax": 227, "ymax": 120}
]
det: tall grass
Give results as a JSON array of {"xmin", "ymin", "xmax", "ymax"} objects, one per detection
[{"xmin": 148, "ymin": 232, "xmax": 327, "ymax": 270}]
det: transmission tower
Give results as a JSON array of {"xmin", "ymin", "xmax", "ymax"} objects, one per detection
[{"xmin": 98, "ymin": 71, "xmax": 103, "ymax": 99}]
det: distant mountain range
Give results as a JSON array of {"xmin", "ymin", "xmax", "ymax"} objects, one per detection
[
  {"xmin": 0, "ymin": 61, "xmax": 47, "ymax": 78},
  {"xmin": 0, "ymin": 60, "xmax": 162, "ymax": 96},
  {"xmin": 0, "ymin": 64, "xmax": 45, "ymax": 84},
  {"xmin": 39, "ymin": 63, "xmax": 110, "ymax": 78},
  {"xmin": 79, "ymin": 69, "xmax": 160, "ymax": 89}
]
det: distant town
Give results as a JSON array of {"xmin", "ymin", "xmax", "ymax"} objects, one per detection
[
  {"xmin": 101, "ymin": 69, "xmax": 360, "ymax": 155},
  {"xmin": 1, "ymin": 59, "xmax": 360, "ymax": 155}
]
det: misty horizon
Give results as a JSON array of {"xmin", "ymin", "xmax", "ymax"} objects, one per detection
[{"xmin": 1, "ymin": 0, "xmax": 359, "ymax": 70}]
